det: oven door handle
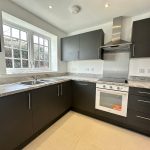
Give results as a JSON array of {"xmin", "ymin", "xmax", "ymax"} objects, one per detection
[{"xmin": 96, "ymin": 88, "xmax": 128, "ymax": 95}]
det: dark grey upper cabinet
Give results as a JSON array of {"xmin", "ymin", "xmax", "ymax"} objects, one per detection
[
  {"xmin": 79, "ymin": 29, "xmax": 104, "ymax": 60},
  {"xmin": 61, "ymin": 35, "xmax": 79, "ymax": 61},
  {"xmin": 61, "ymin": 29, "xmax": 104, "ymax": 61},
  {"xmin": 132, "ymin": 18, "xmax": 150, "ymax": 58}
]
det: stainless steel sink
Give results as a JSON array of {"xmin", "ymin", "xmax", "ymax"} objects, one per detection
[{"xmin": 21, "ymin": 80, "xmax": 44, "ymax": 85}]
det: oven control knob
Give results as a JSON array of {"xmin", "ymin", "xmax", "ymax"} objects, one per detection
[
  {"xmin": 117, "ymin": 87, "xmax": 120, "ymax": 90},
  {"xmin": 103, "ymin": 85, "xmax": 106, "ymax": 88},
  {"xmin": 110, "ymin": 86, "xmax": 112, "ymax": 89}
]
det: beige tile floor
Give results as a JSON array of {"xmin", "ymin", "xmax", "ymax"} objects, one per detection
[{"xmin": 24, "ymin": 111, "xmax": 150, "ymax": 150}]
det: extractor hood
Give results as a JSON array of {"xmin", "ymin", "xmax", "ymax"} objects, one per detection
[{"xmin": 101, "ymin": 16, "xmax": 132, "ymax": 50}]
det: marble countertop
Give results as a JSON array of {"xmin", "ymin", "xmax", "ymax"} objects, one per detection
[
  {"xmin": 0, "ymin": 75, "xmax": 150, "ymax": 98},
  {"xmin": 128, "ymin": 80, "xmax": 150, "ymax": 89},
  {"xmin": 0, "ymin": 77, "xmax": 71, "ymax": 97}
]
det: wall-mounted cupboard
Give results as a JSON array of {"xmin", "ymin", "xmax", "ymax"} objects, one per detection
[
  {"xmin": 61, "ymin": 29, "xmax": 104, "ymax": 61},
  {"xmin": 132, "ymin": 18, "xmax": 150, "ymax": 58}
]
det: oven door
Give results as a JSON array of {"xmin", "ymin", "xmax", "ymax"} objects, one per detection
[{"xmin": 95, "ymin": 88, "xmax": 128, "ymax": 117}]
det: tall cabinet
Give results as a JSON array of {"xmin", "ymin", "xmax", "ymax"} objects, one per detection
[{"xmin": 132, "ymin": 18, "xmax": 150, "ymax": 58}]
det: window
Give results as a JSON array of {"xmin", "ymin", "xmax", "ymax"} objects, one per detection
[
  {"xmin": 33, "ymin": 35, "xmax": 49, "ymax": 68},
  {"xmin": 3, "ymin": 25, "xmax": 29, "ymax": 68},
  {"xmin": 3, "ymin": 24, "xmax": 50, "ymax": 70}
]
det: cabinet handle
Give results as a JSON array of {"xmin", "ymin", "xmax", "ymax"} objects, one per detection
[
  {"xmin": 61, "ymin": 84, "xmax": 63, "ymax": 96},
  {"xmin": 136, "ymin": 115, "xmax": 150, "ymax": 121},
  {"xmin": 28, "ymin": 93, "xmax": 31, "ymax": 110},
  {"xmin": 57, "ymin": 85, "xmax": 60, "ymax": 96},
  {"xmin": 137, "ymin": 99, "xmax": 150, "ymax": 104},
  {"xmin": 138, "ymin": 91, "xmax": 150, "ymax": 95},
  {"xmin": 78, "ymin": 51, "xmax": 80, "ymax": 59},
  {"xmin": 77, "ymin": 83, "xmax": 88, "ymax": 86},
  {"xmin": 132, "ymin": 44, "xmax": 135, "ymax": 57},
  {"xmin": 98, "ymin": 47, "xmax": 100, "ymax": 58}
]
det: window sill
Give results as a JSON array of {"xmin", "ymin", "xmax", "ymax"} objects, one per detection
[{"xmin": 5, "ymin": 68, "xmax": 58, "ymax": 76}]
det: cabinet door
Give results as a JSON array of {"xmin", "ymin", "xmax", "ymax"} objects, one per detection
[
  {"xmin": 61, "ymin": 35, "xmax": 79, "ymax": 61},
  {"xmin": 79, "ymin": 30, "xmax": 104, "ymax": 60},
  {"xmin": 72, "ymin": 81, "xmax": 96, "ymax": 113},
  {"xmin": 59, "ymin": 81, "xmax": 72, "ymax": 114},
  {"xmin": 32, "ymin": 85, "xmax": 59, "ymax": 133},
  {"xmin": 0, "ymin": 92, "xmax": 33, "ymax": 150},
  {"xmin": 132, "ymin": 18, "xmax": 150, "ymax": 58}
]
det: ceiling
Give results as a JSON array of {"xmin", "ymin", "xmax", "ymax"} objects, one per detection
[{"xmin": 11, "ymin": 0, "xmax": 150, "ymax": 33}]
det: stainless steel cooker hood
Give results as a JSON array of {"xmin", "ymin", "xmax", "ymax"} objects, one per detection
[{"xmin": 101, "ymin": 16, "xmax": 132, "ymax": 50}]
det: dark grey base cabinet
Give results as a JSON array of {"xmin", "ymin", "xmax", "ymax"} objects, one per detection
[
  {"xmin": 72, "ymin": 81, "xmax": 96, "ymax": 114},
  {"xmin": 32, "ymin": 81, "xmax": 72, "ymax": 134},
  {"xmin": 0, "ymin": 81, "xmax": 72, "ymax": 150},
  {"xmin": 127, "ymin": 87, "xmax": 150, "ymax": 136},
  {"xmin": 0, "ymin": 92, "xmax": 33, "ymax": 150}
]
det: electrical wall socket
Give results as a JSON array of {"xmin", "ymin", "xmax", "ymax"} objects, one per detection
[
  {"xmin": 148, "ymin": 69, "xmax": 150, "ymax": 74},
  {"xmin": 139, "ymin": 68, "xmax": 145, "ymax": 74}
]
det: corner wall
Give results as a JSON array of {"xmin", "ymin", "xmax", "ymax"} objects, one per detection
[{"xmin": 67, "ymin": 12, "xmax": 150, "ymax": 77}]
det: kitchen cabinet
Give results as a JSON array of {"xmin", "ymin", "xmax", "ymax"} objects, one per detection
[
  {"xmin": 0, "ymin": 92, "xmax": 33, "ymax": 150},
  {"xmin": 61, "ymin": 29, "xmax": 104, "ymax": 61},
  {"xmin": 32, "ymin": 81, "xmax": 72, "ymax": 134},
  {"xmin": 127, "ymin": 87, "xmax": 150, "ymax": 135},
  {"xmin": 57, "ymin": 81, "xmax": 72, "ymax": 115},
  {"xmin": 79, "ymin": 29, "xmax": 104, "ymax": 60},
  {"xmin": 61, "ymin": 35, "xmax": 79, "ymax": 61},
  {"xmin": 72, "ymin": 81, "xmax": 96, "ymax": 114},
  {"xmin": 131, "ymin": 18, "xmax": 150, "ymax": 58}
]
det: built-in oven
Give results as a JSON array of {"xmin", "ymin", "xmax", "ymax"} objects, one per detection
[{"xmin": 95, "ymin": 83, "xmax": 129, "ymax": 117}]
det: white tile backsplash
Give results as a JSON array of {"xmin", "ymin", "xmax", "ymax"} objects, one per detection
[
  {"xmin": 129, "ymin": 58, "xmax": 150, "ymax": 77},
  {"xmin": 67, "ymin": 60, "xmax": 103, "ymax": 75}
]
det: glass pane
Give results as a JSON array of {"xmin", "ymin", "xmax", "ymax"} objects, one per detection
[
  {"xmin": 20, "ymin": 31, "xmax": 27, "ymax": 41},
  {"xmin": 4, "ymin": 37, "xmax": 12, "ymax": 47},
  {"xmin": 35, "ymin": 61, "xmax": 39, "ymax": 68},
  {"xmin": 33, "ymin": 35, "xmax": 38, "ymax": 44},
  {"xmin": 22, "ymin": 60, "xmax": 28, "ymax": 68},
  {"xmin": 34, "ymin": 44, "xmax": 38, "ymax": 51},
  {"xmin": 44, "ymin": 47, "xmax": 49, "ymax": 60},
  {"xmin": 40, "ymin": 61, "xmax": 44, "ymax": 68},
  {"xmin": 12, "ymin": 39, "xmax": 20, "ymax": 49},
  {"xmin": 39, "ymin": 53, "xmax": 44, "ymax": 60},
  {"xmin": 44, "ymin": 61, "xmax": 49, "ymax": 68},
  {"xmin": 3, "ymin": 25, "xmax": 11, "ymax": 36},
  {"xmin": 100, "ymin": 93, "xmax": 122, "ymax": 111},
  {"xmin": 39, "ymin": 46, "xmax": 44, "ymax": 52},
  {"xmin": 44, "ymin": 39, "xmax": 48, "ymax": 46},
  {"xmin": 20, "ymin": 41, "xmax": 28, "ymax": 50},
  {"xmin": 34, "ymin": 44, "xmax": 39, "ymax": 60},
  {"xmin": 39, "ymin": 37, "xmax": 44, "ymax": 45},
  {"xmin": 13, "ymin": 49, "xmax": 20, "ymax": 58},
  {"xmin": 14, "ymin": 59, "xmax": 21, "ymax": 68},
  {"xmin": 6, "ymin": 59, "xmax": 13, "ymax": 68},
  {"xmin": 22, "ymin": 51, "xmax": 28, "ymax": 59},
  {"xmin": 5, "ymin": 47, "xmax": 12, "ymax": 57},
  {"xmin": 12, "ymin": 28, "xmax": 19, "ymax": 38}
]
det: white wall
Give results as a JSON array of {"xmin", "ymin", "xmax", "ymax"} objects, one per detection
[
  {"xmin": 67, "ymin": 12, "xmax": 150, "ymax": 77},
  {"xmin": 68, "ymin": 60, "xmax": 103, "ymax": 75},
  {"xmin": 0, "ymin": 0, "xmax": 67, "ymax": 75}
]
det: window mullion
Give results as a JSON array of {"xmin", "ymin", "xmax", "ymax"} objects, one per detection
[{"xmin": 28, "ymin": 31, "xmax": 33, "ymax": 68}]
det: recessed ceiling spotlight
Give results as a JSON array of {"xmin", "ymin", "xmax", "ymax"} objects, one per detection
[
  {"xmin": 69, "ymin": 5, "xmax": 81, "ymax": 14},
  {"xmin": 48, "ymin": 5, "xmax": 53, "ymax": 9},
  {"xmin": 105, "ymin": 2, "xmax": 111, "ymax": 8}
]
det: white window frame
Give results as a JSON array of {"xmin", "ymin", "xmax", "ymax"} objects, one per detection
[{"xmin": 3, "ymin": 20, "xmax": 51, "ymax": 73}]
